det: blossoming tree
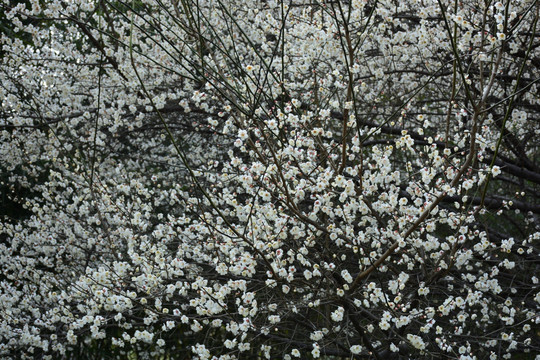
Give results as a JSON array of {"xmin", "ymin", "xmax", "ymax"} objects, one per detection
[{"xmin": 1, "ymin": 0, "xmax": 539, "ymax": 358}]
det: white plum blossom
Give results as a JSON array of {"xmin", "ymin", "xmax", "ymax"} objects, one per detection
[
  {"xmin": 331, "ymin": 307, "xmax": 345, "ymax": 322},
  {"xmin": 350, "ymin": 345, "xmax": 363, "ymax": 354}
]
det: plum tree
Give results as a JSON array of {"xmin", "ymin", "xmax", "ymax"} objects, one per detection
[{"xmin": 0, "ymin": 0, "xmax": 539, "ymax": 359}]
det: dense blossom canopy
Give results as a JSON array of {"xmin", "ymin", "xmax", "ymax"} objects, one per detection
[{"xmin": 0, "ymin": 0, "xmax": 539, "ymax": 358}]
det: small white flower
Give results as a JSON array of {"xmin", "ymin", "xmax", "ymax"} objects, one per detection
[
  {"xmin": 407, "ymin": 334, "xmax": 426, "ymax": 350},
  {"xmin": 312, "ymin": 344, "xmax": 320, "ymax": 358},
  {"xmin": 238, "ymin": 129, "xmax": 248, "ymax": 140},
  {"xmin": 350, "ymin": 345, "xmax": 363, "ymax": 354},
  {"xmin": 418, "ymin": 287, "xmax": 430, "ymax": 296},
  {"xmin": 330, "ymin": 307, "xmax": 344, "ymax": 322},
  {"xmin": 491, "ymin": 166, "xmax": 501, "ymax": 177}
]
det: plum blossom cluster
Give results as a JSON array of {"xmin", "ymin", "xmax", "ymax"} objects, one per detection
[{"xmin": 0, "ymin": 0, "xmax": 539, "ymax": 359}]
